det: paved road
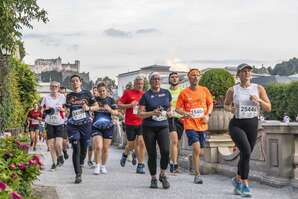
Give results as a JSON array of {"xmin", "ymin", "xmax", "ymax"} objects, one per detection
[{"xmin": 34, "ymin": 143, "xmax": 297, "ymax": 199}]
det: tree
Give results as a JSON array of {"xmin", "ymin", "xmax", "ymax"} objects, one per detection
[
  {"xmin": 0, "ymin": 0, "xmax": 48, "ymax": 55},
  {"xmin": 199, "ymin": 68, "xmax": 235, "ymax": 106}
]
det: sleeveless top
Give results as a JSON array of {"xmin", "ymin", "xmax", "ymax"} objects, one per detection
[{"xmin": 233, "ymin": 83, "xmax": 260, "ymax": 119}]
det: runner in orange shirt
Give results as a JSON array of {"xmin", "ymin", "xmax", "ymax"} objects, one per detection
[{"xmin": 176, "ymin": 68, "xmax": 213, "ymax": 184}]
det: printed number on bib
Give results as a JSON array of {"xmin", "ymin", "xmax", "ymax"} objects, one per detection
[
  {"xmin": 239, "ymin": 105, "xmax": 258, "ymax": 118},
  {"xmin": 72, "ymin": 109, "xmax": 87, "ymax": 121},
  {"xmin": 48, "ymin": 114, "xmax": 60, "ymax": 124},
  {"xmin": 191, "ymin": 108, "xmax": 204, "ymax": 118},
  {"xmin": 31, "ymin": 119, "xmax": 39, "ymax": 125}
]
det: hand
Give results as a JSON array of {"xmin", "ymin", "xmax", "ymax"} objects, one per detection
[
  {"xmin": 202, "ymin": 115, "xmax": 209, "ymax": 123},
  {"xmin": 104, "ymin": 104, "xmax": 112, "ymax": 112},
  {"xmin": 250, "ymin": 95, "xmax": 260, "ymax": 104},
  {"xmin": 57, "ymin": 106, "xmax": 64, "ymax": 112},
  {"xmin": 183, "ymin": 112, "xmax": 192, "ymax": 118},
  {"xmin": 130, "ymin": 101, "xmax": 138, "ymax": 107},
  {"xmin": 153, "ymin": 108, "xmax": 162, "ymax": 116},
  {"xmin": 167, "ymin": 110, "xmax": 174, "ymax": 118},
  {"xmin": 82, "ymin": 103, "xmax": 90, "ymax": 111}
]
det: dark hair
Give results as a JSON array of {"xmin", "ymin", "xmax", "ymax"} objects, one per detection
[
  {"xmin": 70, "ymin": 74, "xmax": 82, "ymax": 81},
  {"xmin": 168, "ymin": 72, "xmax": 178, "ymax": 83},
  {"xmin": 60, "ymin": 86, "xmax": 66, "ymax": 90},
  {"xmin": 97, "ymin": 82, "xmax": 107, "ymax": 89}
]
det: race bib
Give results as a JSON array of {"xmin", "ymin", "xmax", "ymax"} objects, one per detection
[
  {"xmin": 152, "ymin": 111, "xmax": 167, "ymax": 121},
  {"xmin": 239, "ymin": 105, "xmax": 258, "ymax": 118},
  {"xmin": 133, "ymin": 105, "xmax": 139, "ymax": 115},
  {"xmin": 31, "ymin": 119, "xmax": 39, "ymax": 125},
  {"xmin": 48, "ymin": 114, "xmax": 60, "ymax": 124},
  {"xmin": 191, "ymin": 108, "xmax": 204, "ymax": 118},
  {"xmin": 72, "ymin": 109, "xmax": 87, "ymax": 121}
]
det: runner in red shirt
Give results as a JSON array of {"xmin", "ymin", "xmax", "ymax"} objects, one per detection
[
  {"xmin": 118, "ymin": 76, "xmax": 146, "ymax": 174},
  {"xmin": 27, "ymin": 104, "xmax": 42, "ymax": 151}
]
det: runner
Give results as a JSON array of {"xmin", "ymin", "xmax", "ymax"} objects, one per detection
[
  {"xmin": 87, "ymin": 87, "xmax": 98, "ymax": 168},
  {"xmin": 139, "ymin": 72, "xmax": 172, "ymax": 189},
  {"xmin": 224, "ymin": 63, "xmax": 271, "ymax": 197},
  {"xmin": 41, "ymin": 81, "xmax": 66, "ymax": 170},
  {"xmin": 66, "ymin": 75, "xmax": 96, "ymax": 183},
  {"xmin": 167, "ymin": 72, "xmax": 184, "ymax": 174},
  {"xmin": 176, "ymin": 68, "xmax": 213, "ymax": 184},
  {"xmin": 89, "ymin": 82, "xmax": 119, "ymax": 175},
  {"xmin": 59, "ymin": 86, "xmax": 69, "ymax": 160},
  {"xmin": 118, "ymin": 76, "xmax": 146, "ymax": 174},
  {"xmin": 27, "ymin": 104, "xmax": 43, "ymax": 151}
]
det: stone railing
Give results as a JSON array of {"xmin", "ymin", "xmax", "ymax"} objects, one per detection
[
  {"xmin": 179, "ymin": 120, "xmax": 298, "ymax": 188},
  {"xmin": 0, "ymin": 128, "xmax": 23, "ymax": 137}
]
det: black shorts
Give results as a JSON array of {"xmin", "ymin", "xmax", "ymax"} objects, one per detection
[
  {"xmin": 46, "ymin": 124, "xmax": 65, "ymax": 140},
  {"xmin": 125, "ymin": 124, "xmax": 143, "ymax": 141},
  {"xmin": 168, "ymin": 118, "xmax": 184, "ymax": 140},
  {"xmin": 29, "ymin": 126, "xmax": 39, "ymax": 132}
]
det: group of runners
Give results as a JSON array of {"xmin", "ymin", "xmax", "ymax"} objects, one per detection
[{"xmin": 27, "ymin": 63, "xmax": 271, "ymax": 197}]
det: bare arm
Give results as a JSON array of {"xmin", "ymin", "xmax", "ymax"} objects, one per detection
[
  {"xmin": 118, "ymin": 100, "xmax": 136, "ymax": 109},
  {"xmin": 138, "ymin": 105, "xmax": 160, "ymax": 119},
  {"xmin": 224, "ymin": 87, "xmax": 235, "ymax": 113},
  {"xmin": 258, "ymin": 85, "xmax": 271, "ymax": 112}
]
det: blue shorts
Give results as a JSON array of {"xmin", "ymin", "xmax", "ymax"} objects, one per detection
[
  {"xmin": 67, "ymin": 122, "xmax": 91, "ymax": 143},
  {"xmin": 91, "ymin": 126, "xmax": 114, "ymax": 139},
  {"xmin": 185, "ymin": 130, "xmax": 207, "ymax": 147}
]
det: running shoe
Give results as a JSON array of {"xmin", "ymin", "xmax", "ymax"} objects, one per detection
[
  {"xmin": 50, "ymin": 163, "xmax": 56, "ymax": 171},
  {"xmin": 132, "ymin": 152, "xmax": 137, "ymax": 166},
  {"xmin": 120, "ymin": 153, "xmax": 127, "ymax": 167},
  {"xmin": 194, "ymin": 175, "xmax": 203, "ymax": 184},
  {"xmin": 241, "ymin": 184, "xmax": 252, "ymax": 197},
  {"xmin": 173, "ymin": 164, "xmax": 181, "ymax": 173},
  {"xmin": 136, "ymin": 163, "xmax": 145, "ymax": 174},
  {"xmin": 159, "ymin": 175, "xmax": 170, "ymax": 189},
  {"xmin": 74, "ymin": 174, "xmax": 82, "ymax": 184},
  {"xmin": 93, "ymin": 165, "xmax": 100, "ymax": 175},
  {"xmin": 57, "ymin": 155, "xmax": 64, "ymax": 167},
  {"xmin": 232, "ymin": 177, "xmax": 242, "ymax": 195},
  {"xmin": 169, "ymin": 163, "xmax": 174, "ymax": 173},
  {"xmin": 100, "ymin": 165, "xmax": 107, "ymax": 174},
  {"xmin": 150, "ymin": 178, "xmax": 158, "ymax": 189},
  {"xmin": 63, "ymin": 150, "xmax": 69, "ymax": 160},
  {"xmin": 88, "ymin": 160, "xmax": 95, "ymax": 168}
]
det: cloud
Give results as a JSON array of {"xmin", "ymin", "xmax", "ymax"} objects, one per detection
[
  {"xmin": 136, "ymin": 28, "xmax": 159, "ymax": 34},
  {"xmin": 104, "ymin": 28, "xmax": 132, "ymax": 38}
]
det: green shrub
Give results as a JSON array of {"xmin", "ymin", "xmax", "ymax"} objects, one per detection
[
  {"xmin": 199, "ymin": 68, "xmax": 235, "ymax": 106},
  {"xmin": 0, "ymin": 135, "xmax": 42, "ymax": 199}
]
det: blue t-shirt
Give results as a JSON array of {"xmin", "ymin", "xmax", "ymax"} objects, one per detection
[
  {"xmin": 66, "ymin": 90, "xmax": 95, "ymax": 125},
  {"xmin": 93, "ymin": 96, "xmax": 117, "ymax": 130},
  {"xmin": 139, "ymin": 88, "xmax": 172, "ymax": 127}
]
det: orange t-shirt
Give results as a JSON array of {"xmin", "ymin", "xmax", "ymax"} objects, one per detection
[{"xmin": 176, "ymin": 86, "xmax": 213, "ymax": 131}]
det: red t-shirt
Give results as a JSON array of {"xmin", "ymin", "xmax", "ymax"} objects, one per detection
[
  {"xmin": 27, "ymin": 109, "xmax": 42, "ymax": 128},
  {"xmin": 119, "ymin": 89, "xmax": 144, "ymax": 126}
]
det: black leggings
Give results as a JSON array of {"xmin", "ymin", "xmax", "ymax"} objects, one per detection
[
  {"xmin": 71, "ymin": 139, "xmax": 88, "ymax": 175},
  {"xmin": 143, "ymin": 125, "xmax": 170, "ymax": 176},
  {"xmin": 229, "ymin": 117, "xmax": 258, "ymax": 180}
]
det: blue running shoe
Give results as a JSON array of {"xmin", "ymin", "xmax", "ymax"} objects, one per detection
[
  {"xmin": 120, "ymin": 153, "xmax": 127, "ymax": 167},
  {"xmin": 136, "ymin": 163, "xmax": 145, "ymax": 174},
  {"xmin": 241, "ymin": 185, "xmax": 252, "ymax": 197},
  {"xmin": 232, "ymin": 177, "xmax": 242, "ymax": 195}
]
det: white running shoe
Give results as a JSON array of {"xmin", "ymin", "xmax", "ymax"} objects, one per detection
[
  {"xmin": 94, "ymin": 165, "xmax": 100, "ymax": 175},
  {"xmin": 100, "ymin": 165, "xmax": 107, "ymax": 174}
]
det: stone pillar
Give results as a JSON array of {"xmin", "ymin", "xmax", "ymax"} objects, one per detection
[
  {"xmin": 292, "ymin": 128, "xmax": 298, "ymax": 187},
  {"xmin": 204, "ymin": 134, "xmax": 235, "ymax": 163}
]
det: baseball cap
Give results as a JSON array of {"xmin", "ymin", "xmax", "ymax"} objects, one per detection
[
  {"xmin": 237, "ymin": 63, "xmax": 253, "ymax": 74},
  {"xmin": 148, "ymin": 72, "xmax": 161, "ymax": 80}
]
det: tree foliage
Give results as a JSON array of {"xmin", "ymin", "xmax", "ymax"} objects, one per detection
[
  {"xmin": 199, "ymin": 68, "xmax": 235, "ymax": 104},
  {"xmin": 0, "ymin": 0, "xmax": 48, "ymax": 54}
]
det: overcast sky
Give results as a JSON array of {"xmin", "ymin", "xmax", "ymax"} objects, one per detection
[{"xmin": 22, "ymin": 0, "xmax": 298, "ymax": 80}]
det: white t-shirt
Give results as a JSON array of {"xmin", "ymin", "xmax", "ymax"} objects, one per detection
[{"xmin": 41, "ymin": 94, "xmax": 66, "ymax": 125}]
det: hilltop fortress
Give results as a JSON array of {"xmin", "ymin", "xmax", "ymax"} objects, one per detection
[{"xmin": 31, "ymin": 56, "xmax": 79, "ymax": 74}]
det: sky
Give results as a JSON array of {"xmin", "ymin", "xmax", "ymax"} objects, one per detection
[{"xmin": 22, "ymin": 0, "xmax": 298, "ymax": 80}]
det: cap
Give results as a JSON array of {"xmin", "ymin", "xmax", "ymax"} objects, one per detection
[
  {"xmin": 237, "ymin": 63, "xmax": 253, "ymax": 74},
  {"xmin": 148, "ymin": 72, "xmax": 161, "ymax": 80}
]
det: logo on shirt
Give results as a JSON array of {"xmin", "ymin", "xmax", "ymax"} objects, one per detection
[{"xmin": 158, "ymin": 94, "xmax": 166, "ymax": 97}]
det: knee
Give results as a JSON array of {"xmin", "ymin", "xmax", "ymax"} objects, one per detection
[
  {"xmin": 102, "ymin": 146, "xmax": 109, "ymax": 154},
  {"xmin": 94, "ymin": 145, "xmax": 102, "ymax": 152},
  {"xmin": 160, "ymin": 148, "xmax": 170, "ymax": 157},
  {"xmin": 171, "ymin": 139, "xmax": 178, "ymax": 146},
  {"xmin": 241, "ymin": 149, "xmax": 252, "ymax": 160}
]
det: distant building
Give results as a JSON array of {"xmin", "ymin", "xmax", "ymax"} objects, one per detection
[
  {"xmin": 251, "ymin": 75, "xmax": 298, "ymax": 86},
  {"xmin": 117, "ymin": 65, "xmax": 187, "ymax": 97},
  {"xmin": 31, "ymin": 57, "xmax": 80, "ymax": 74}
]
